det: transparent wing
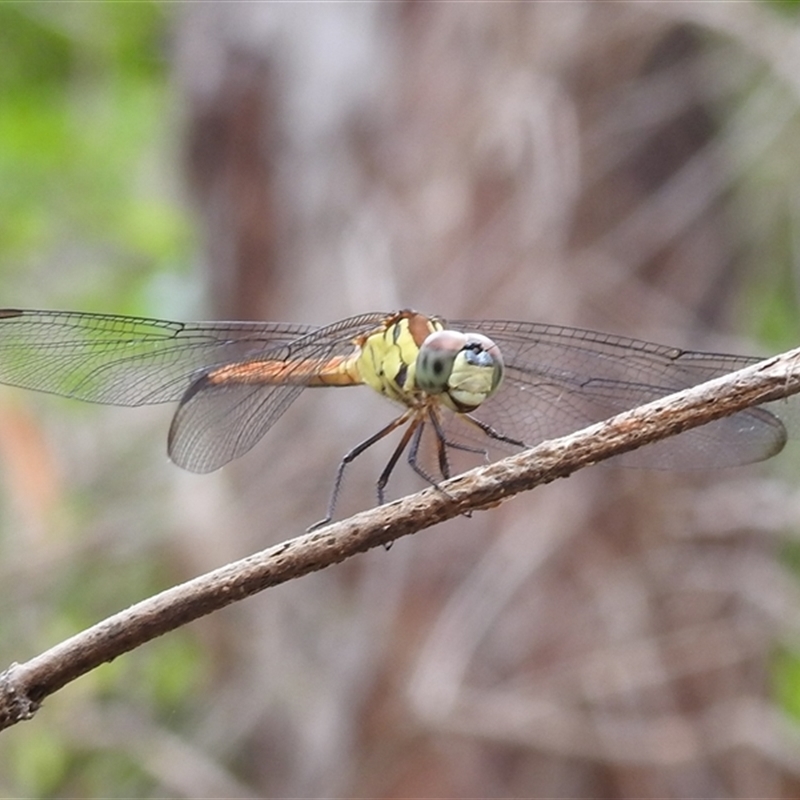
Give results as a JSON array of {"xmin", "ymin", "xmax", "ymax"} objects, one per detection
[
  {"xmin": 449, "ymin": 319, "xmax": 786, "ymax": 468},
  {"xmin": 167, "ymin": 381, "xmax": 308, "ymax": 473},
  {"xmin": 0, "ymin": 309, "xmax": 319, "ymax": 405},
  {"xmin": 166, "ymin": 312, "xmax": 391, "ymax": 472}
]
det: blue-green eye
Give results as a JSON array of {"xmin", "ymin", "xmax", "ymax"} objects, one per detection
[
  {"xmin": 416, "ymin": 330, "xmax": 504, "ymax": 411},
  {"xmin": 416, "ymin": 331, "xmax": 465, "ymax": 393}
]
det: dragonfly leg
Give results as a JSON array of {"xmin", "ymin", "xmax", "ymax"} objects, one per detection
[
  {"xmin": 308, "ymin": 411, "xmax": 413, "ymax": 530},
  {"xmin": 463, "ymin": 413, "xmax": 527, "ymax": 448},
  {"xmin": 432, "ymin": 414, "xmax": 451, "ymax": 481},
  {"xmin": 376, "ymin": 417, "xmax": 421, "ymax": 506},
  {"xmin": 406, "ymin": 407, "xmax": 496, "ymax": 491},
  {"xmin": 349, "ymin": 418, "xmax": 422, "ymax": 552},
  {"xmin": 410, "ymin": 410, "xmax": 487, "ymax": 516},
  {"xmin": 430, "ymin": 409, "xmax": 491, "ymax": 460},
  {"xmin": 405, "ymin": 418, "xmax": 442, "ymax": 489},
  {"xmin": 423, "ymin": 409, "xmax": 451, "ymax": 482}
]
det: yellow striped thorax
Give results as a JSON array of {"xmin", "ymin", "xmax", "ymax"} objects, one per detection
[
  {"xmin": 355, "ymin": 311, "xmax": 446, "ymax": 403},
  {"xmin": 354, "ymin": 310, "xmax": 505, "ymax": 413}
]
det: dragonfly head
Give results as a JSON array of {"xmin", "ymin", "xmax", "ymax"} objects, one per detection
[{"xmin": 415, "ymin": 329, "xmax": 504, "ymax": 411}]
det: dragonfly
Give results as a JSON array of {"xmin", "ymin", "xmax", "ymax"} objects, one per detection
[{"xmin": 0, "ymin": 308, "xmax": 788, "ymax": 521}]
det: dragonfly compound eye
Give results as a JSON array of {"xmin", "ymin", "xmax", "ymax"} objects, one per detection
[
  {"xmin": 446, "ymin": 333, "xmax": 504, "ymax": 411},
  {"xmin": 415, "ymin": 330, "xmax": 465, "ymax": 393},
  {"xmin": 416, "ymin": 330, "xmax": 504, "ymax": 411}
]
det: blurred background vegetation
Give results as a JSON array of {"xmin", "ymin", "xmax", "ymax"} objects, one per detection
[{"xmin": 3, "ymin": 1, "xmax": 800, "ymax": 797}]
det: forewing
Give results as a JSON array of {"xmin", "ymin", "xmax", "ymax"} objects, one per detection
[
  {"xmin": 450, "ymin": 319, "xmax": 786, "ymax": 468},
  {"xmin": 166, "ymin": 312, "xmax": 392, "ymax": 472},
  {"xmin": 0, "ymin": 309, "xmax": 317, "ymax": 405}
]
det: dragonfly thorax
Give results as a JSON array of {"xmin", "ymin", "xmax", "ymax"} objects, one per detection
[
  {"xmin": 415, "ymin": 329, "xmax": 504, "ymax": 412},
  {"xmin": 354, "ymin": 313, "xmax": 504, "ymax": 413}
]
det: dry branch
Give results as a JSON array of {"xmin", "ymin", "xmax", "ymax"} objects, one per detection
[{"xmin": 2, "ymin": 345, "xmax": 800, "ymax": 731}]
